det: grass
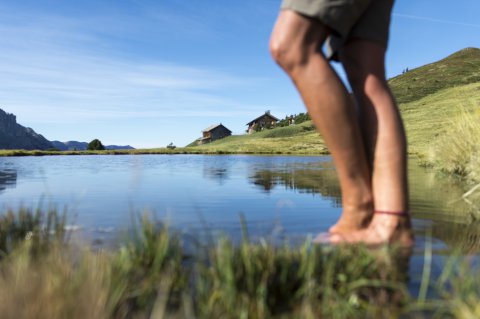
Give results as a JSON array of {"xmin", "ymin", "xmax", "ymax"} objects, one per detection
[
  {"xmin": 400, "ymin": 82, "xmax": 480, "ymax": 157},
  {"xmin": 390, "ymin": 47, "xmax": 480, "ymax": 104},
  {"xmin": 0, "ymin": 148, "xmax": 207, "ymax": 156},
  {"xmin": 426, "ymin": 96, "xmax": 480, "ymax": 182},
  {"xmin": 0, "ymin": 208, "xmax": 480, "ymax": 318},
  {"xmin": 189, "ymin": 121, "xmax": 327, "ymax": 155}
]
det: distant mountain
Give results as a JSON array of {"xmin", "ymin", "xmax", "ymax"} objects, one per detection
[
  {"xmin": 50, "ymin": 141, "xmax": 86, "ymax": 151},
  {"xmin": 0, "ymin": 108, "xmax": 53, "ymax": 150},
  {"xmin": 105, "ymin": 144, "xmax": 135, "ymax": 150},
  {"xmin": 51, "ymin": 140, "xmax": 135, "ymax": 151}
]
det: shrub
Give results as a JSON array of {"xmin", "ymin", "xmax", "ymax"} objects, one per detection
[{"xmin": 88, "ymin": 139, "xmax": 106, "ymax": 151}]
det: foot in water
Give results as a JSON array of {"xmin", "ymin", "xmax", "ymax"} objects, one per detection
[{"xmin": 316, "ymin": 210, "xmax": 414, "ymax": 247}]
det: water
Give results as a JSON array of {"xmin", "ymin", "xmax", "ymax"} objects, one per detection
[
  {"xmin": 0, "ymin": 155, "xmax": 341, "ymax": 240},
  {"xmin": 0, "ymin": 154, "xmax": 479, "ymax": 296},
  {"xmin": 0, "ymin": 154, "xmax": 477, "ymax": 247}
]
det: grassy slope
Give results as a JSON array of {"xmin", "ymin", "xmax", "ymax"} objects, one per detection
[
  {"xmin": 189, "ymin": 121, "xmax": 327, "ymax": 154},
  {"xmin": 401, "ymin": 82, "xmax": 480, "ymax": 155},
  {"xmin": 187, "ymin": 47, "xmax": 480, "ymax": 156},
  {"xmin": 390, "ymin": 47, "xmax": 480, "ymax": 104}
]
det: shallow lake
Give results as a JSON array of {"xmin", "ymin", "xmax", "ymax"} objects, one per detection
[{"xmin": 1, "ymin": 154, "xmax": 479, "ymax": 295}]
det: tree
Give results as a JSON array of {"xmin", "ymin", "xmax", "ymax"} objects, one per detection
[{"xmin": 87, "ymin": 139, "xmax": 105, "ymax": 150}]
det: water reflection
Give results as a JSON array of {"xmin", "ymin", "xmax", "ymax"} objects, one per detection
[
  {"xmin": 248, "ymin": 158, "xmax": 479, "ymax": 252},
  {"xmin": 250, "ymin": 161, "xmax": 342, "ymax": 206},
  {"xmin": 0, "ymin": 169, "xmax": 17, "ymax": 193},
  {"xmin": 203, "ymin": 167, "xmax": 229, "ymax": 185},
  {"xmin": 409, "ymin": 161, "xmax": 475, "ymax": 224},
  {"xmin": 432, "ymin": 221, "xmax": 480, "ymax": 254}
]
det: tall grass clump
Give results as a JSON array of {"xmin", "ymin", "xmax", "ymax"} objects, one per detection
[
  {"xmin": 194, "ymin": 236, "xmax": 409, "ymax": 318},
  {"xmin": 0, "ymin": 208, "xmax": 114, "ymax": 319},
  {"xmin": 0, "ymin": 207, "xmax": 66, "ymax": 257},
  {"xmin": 0, "ymin": 243, "xmax": 114, "ymax": 319},
  {"xmin": 110, "ymin": 214, "xmax": 186, "ymax": 318},
  {"xmin": 428, "ymin": 100, "xmax": 480, "ymax": 211},
  {"xmin": 429, "ymin": 101, "xmax": 480, "ymax": 181},
  {"xmin": 0, "ymin": 210, "xmax": 186, "ymax": 319}
]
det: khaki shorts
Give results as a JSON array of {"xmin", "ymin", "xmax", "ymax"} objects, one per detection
[{"xmin": 281, "ymin": 0, "xmax": 394, "ymax": 60}]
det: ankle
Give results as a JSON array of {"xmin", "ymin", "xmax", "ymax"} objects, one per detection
[
  {"xmin": 370, "ymin": 213, "xmax": 411, "ymax": 231},
  {"xmin": 342, "ymin": 197, "xmax": 373, "ymax": 215}
]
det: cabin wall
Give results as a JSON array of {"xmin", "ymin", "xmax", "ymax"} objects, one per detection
[{"xmin": 210, "ymin": 127, "xmax": 231, "ymax": 141}]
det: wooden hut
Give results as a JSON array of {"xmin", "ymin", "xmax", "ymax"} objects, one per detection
[
  {"xmin": 199, "ymin": 124, "xmax": 232, "ymax": 144},
  {"xmin": 246, "ymin": 111, "xmax": 279, "ymax": 134}
]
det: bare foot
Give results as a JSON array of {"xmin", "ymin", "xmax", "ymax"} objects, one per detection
[
  {"xmin": 328, "ymin": 203, "xmax": 373, "ymax": 234},
  {"xmin": 327, "ymin": 213, "xmax": 414, "ymax": 247}
]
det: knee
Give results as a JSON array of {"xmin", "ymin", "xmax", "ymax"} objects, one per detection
[
  {"xmin": 363, "ymin": 75, "xmax": 389, "ymax": 98},
  {"xmin": 346, "ymin": 65, "xmax": 388, "ymax": 98},
  {"xmin": 269, "ymin": 34, "xmax": 311, "ymax": 73}
]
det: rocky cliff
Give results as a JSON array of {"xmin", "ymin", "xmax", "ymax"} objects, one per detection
[{"xmin": 0, "ymin": 108, "xmax": 53, "ymax": 150}]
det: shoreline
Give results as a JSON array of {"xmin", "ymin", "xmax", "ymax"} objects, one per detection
[{"xmin": 0, "ymin": 148, "xmax": 332, "ymax": 157}]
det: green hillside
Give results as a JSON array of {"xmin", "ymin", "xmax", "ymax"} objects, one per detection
[
  {"xmin": 390, "ymin": 47, "xmax": 480, "ymax": 104},
  {"xmin": 401, "ymin": 82, "xmax": 480, "ymax": 155},
  {"xmin": 190, "ymin": 121, "xmax": 327, "ymax": 154},
  {"xmin": 188, "ymin": 47, "xmax": 480, "ymax": 158}
]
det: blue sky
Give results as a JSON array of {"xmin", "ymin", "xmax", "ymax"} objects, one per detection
[{"xmin": 1, "ymin": 0, "xmax": 479, "ymax": 148}]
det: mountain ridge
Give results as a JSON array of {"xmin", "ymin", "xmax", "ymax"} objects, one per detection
[
  {"xmin": 51, "ymin": 140, "xmax": 134, "ymax": 151},
  {"xmin": 0, "ymin": 109, "xmax": 53, "ymax": 150}
]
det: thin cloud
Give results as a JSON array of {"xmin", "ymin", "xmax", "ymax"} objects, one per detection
[
  {"xmin": 393, "ymin": 13, "xmax": 480, "ymax": 29},
  {"xmin": 0, "ymin": 4, "xmax": 263, "ymax": 125}
]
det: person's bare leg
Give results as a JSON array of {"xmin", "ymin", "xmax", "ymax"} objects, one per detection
[
  {"xmin": 270, "ymin": 10, "xmax": 373, "ymax": 233},
  {"xmin": 329, "ymin": 40, "xmax": 413, "ymax": 245}
]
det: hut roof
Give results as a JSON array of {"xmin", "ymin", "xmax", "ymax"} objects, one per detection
[
  {"xmin": 202, "ymin": 123, "xmax": 232, "ymax": 133},
  {"xmin": 246, "ymin": 111, "xmax": 279, "ymax": 126}
]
